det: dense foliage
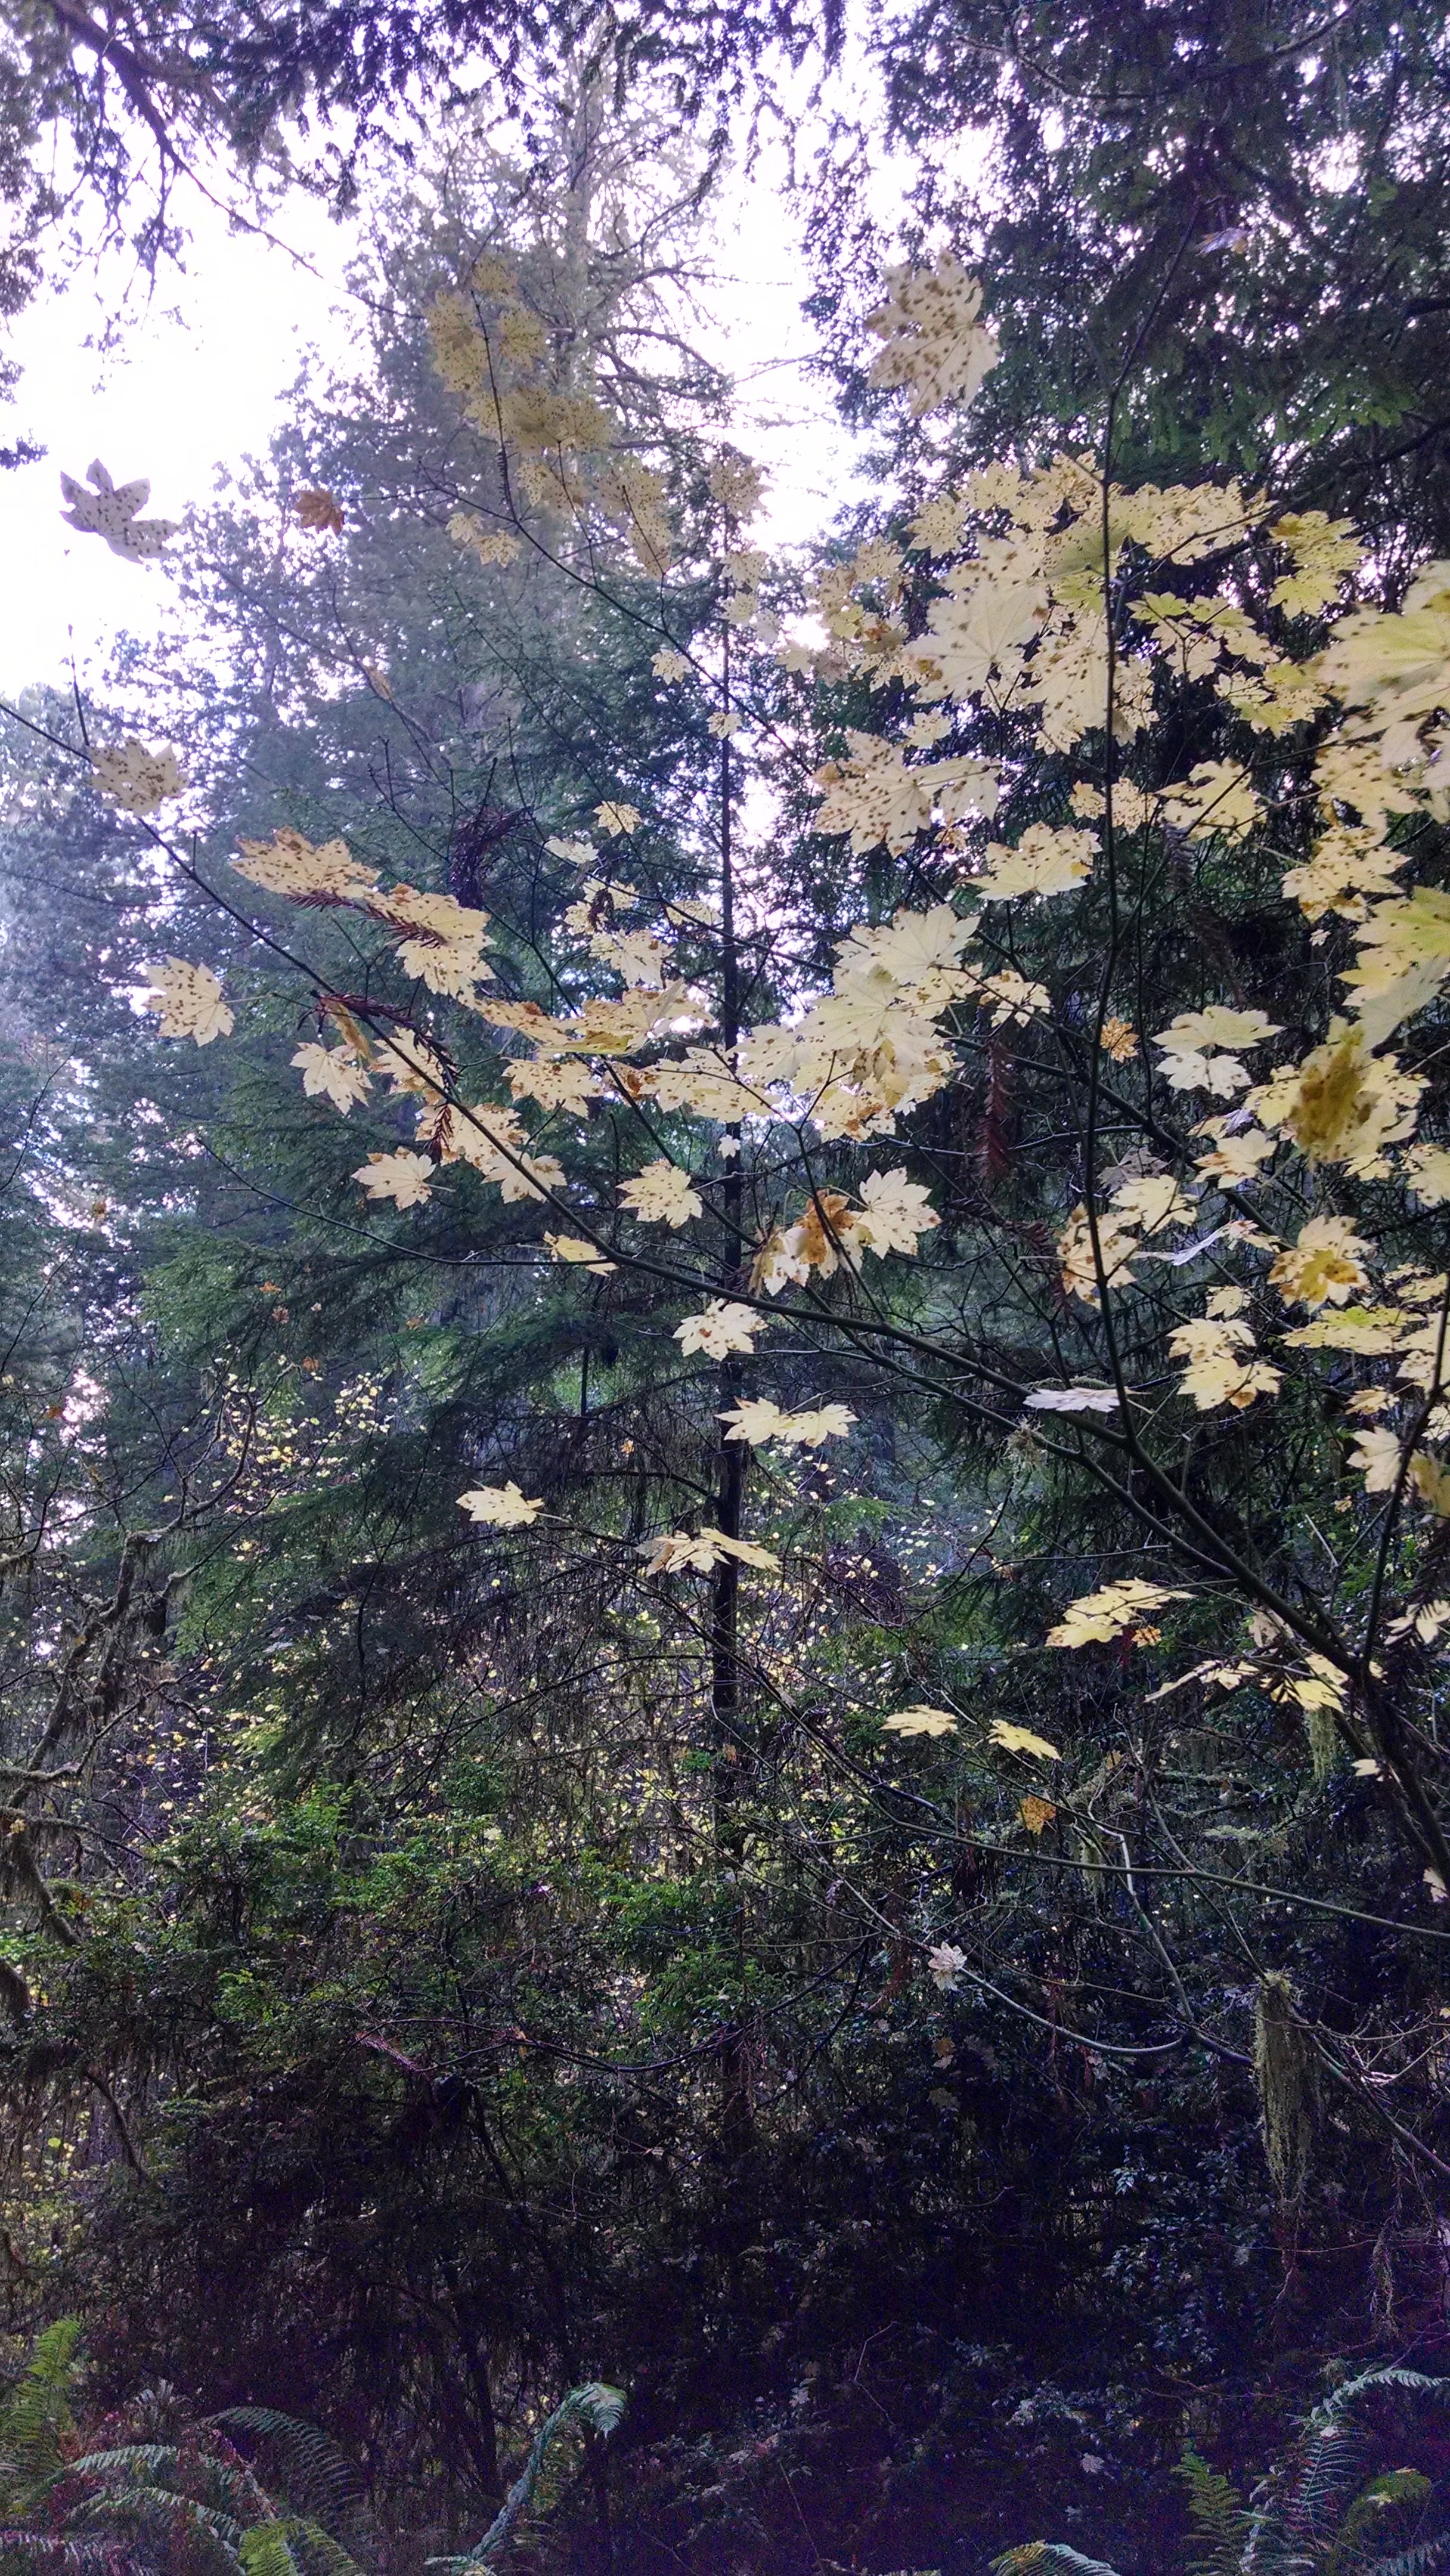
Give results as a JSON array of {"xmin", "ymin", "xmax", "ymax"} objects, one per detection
[{"xmin": 4, "ymin": 14, "xmax": 1450, "ymax": 2575}]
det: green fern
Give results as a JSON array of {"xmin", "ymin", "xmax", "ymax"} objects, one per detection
[
  {"xmin": 1002, "ymin": 2370, "xmax": 1450, "ymax": 2576},
  {"xmin": 0, "ymin": 2327, "xmax": 372, "ymax": 2576},
  {"xmin": 237, "ymin": 2523, "xmax": 304, "ymax": 2576},
  {"xmin": 428, "ymin": 2382, "xmax": 628, "ymax": 2569},
  {"xmin": 214, "ymin": 2411, "xmax": 370, "ymax": 2549},
  {"xmin": 1177, "ymin": 2445, "xmax": 1253, "ymax": 2576},
  {"xmin": 991, "ymin": 2547, "xmax": 1127, "ymax": 2576},
  {"xmin": 0, "ymin": 2320, "xmax": 83, "ymax": 2518}
]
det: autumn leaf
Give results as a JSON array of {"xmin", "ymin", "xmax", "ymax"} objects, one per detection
[
  {"xmin": 235, "ymin": 828, "xmax": 379, "ymax": 902},
  {"xmin": 853, "ymin": 1169, "xmax": 940, "ymax": 1258},
  {"xmin": 544, "ymin": 1233, "xmax": 617, "ymax": 1274},
  {"xmin": 447, "ymin": 510, "xmax": 519, "ymax": 565},
  {"xmin": 1020, "ymin": 1795, "xmax": 1058, "ymax": 1834},
  {"xmin": 989, "ymin": 1720, "xmax": 1061, "ymax": 1760},
  {"xmin": 1168, "ymin": 1315, "xmax": 1281, "ymax": 1411},
  {"xmin": 1282, "ymin": 1305, "xmax": 1407, "ymax": 1354},
  {"xmin": 674, "ymin": 1301, "xmax": 763, "ymax": 1358},
  {"xmin": 975, "ymin": 821, "xmax": 1095, "ymax": 902},
  {"xmin": 882, "ymin": 1706, "xmax": 959, "ymax": 1738},
  {"xmin": 618, "ymin": 1160, "xmax": 703, "ymax": 1227},
  {"xmin": 1411, "ymin": 1453, "xmax": 1450, "ymax": 1515},
  {"xmin": 292, "ymin": 1042, "xmax": 372, "ymax": 1113},
  {"xmin": 1152, "ymin": 1007, "xmax": 1281, "ymax": 1096},
  {"xmin": 457, "ymin": 1482, "xmax": 544, "ymax": 1527},
  {"xmin": 353, "ymin": 1149, "xmax": 435, "ymax": 1209},
  {"xmin": 720, "ymin": 1401, "xmax": 856, "ymax": 1448},
  {"xmin": 143, "ymin": 959, "xmax": 233, "ymax": 1046},
  {"xmin": 1349, "ymin": 1425, "xmax": 1402, "ymax": 1493},
  {"xmin": 1099, "ymin": 1017, "xmax": 1138, "ymax": 1061},
  {"xmin": 1251, "ymin": 1023, "xmax": 1423, "ymax": 1175},
  {"xmin": 865, "ymin": 253, "xmax": 999, "ymax": 417},
  {"xmin": 1023, "ymin": 1386, "xmax": 1121, "ymax": 1413},
  {"xmin": 594, "ymin": 802, "xmax": 642, "ymax": 838},
  {"xmin": 639, "ymin": 1528, "xmax": 782, "ymax": 1575},
  {"xmin": 1047, "ymin": 1580, "xmax": 1189, "ymax": 1649},
  {"xmin": 92, "ymin": 739, "xmax": 185, "ymax": 815},
  {"xmin": 1160, "ymin": 760, "xmax": 1260, "ymax": 844},
  {"xmin": 1268, "ymin": 1215, "xmax": 1372, "ymax": 1309},
  {"xmin": 295, "ymin": 487, "xmax": 345, "ymax": 534},
  {"xmin": 60, "ymin": 459, "xmax": 178, "ymax": 561}
]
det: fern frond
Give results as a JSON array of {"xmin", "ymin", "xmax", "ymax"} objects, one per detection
[
  {"xmin": 1363, "ymin": 2535, "xmax": 1450, "ymax": 2576},
  {"xmin": 238, "ymin": 2522, "xmax": 303, "ymax": 2576},
  {"xmin": 1176, "ymin": 2445, "xmax": 1253, "ymax": 2576},
  {"xmin": 1312, "ymin": 2374, "xmax": 1450, "ymax": 2438},
  {"xmin": 0, "ymin": 2534, "xmax": 137, "ymax": 2574},
  {"xmin": 0, "ymin": 2320, "xmax": 85, "ymax": 2515},
  {"xmin": 990, "ymin": 2547, "xmax": 1126, "ymax": 2576},
  {"xmin": 213, "ymin": 2412, "xmax": 368, "ymax": 2544},
  {"xmin": 428, "ymin": 2383, "xmax": 628, "ymax": 2569}
]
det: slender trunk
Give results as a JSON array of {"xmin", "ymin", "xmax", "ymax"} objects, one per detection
[{"xmin": 711, "ymin": 630, "xmax": 752, "ymax": 2162}]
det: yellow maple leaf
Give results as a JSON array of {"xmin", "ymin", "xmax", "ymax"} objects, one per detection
[
  {"xmin": 882, "ymin": 1706, "xmax": 959, "ymax": 1738},
  {"xmin": 457, "ymin": 1481, "xmax": 543, "ymax": 1527},
  {"xmin": 143, "ymin": 959, "xmax": 233, "ymax": 1046},
  {"xmin": 989, "ymin": 1719, "xmax": 1061, "ymax": 1760},
  {"xmin": 1268, "ymin": 1215, "xmax": 1372, "ymax": 1310},
  {"xmin": 1411, "ymin": 1453, "xmax": 1450, "ymax": 1515},
  {"xmin": 1169, "ymin": 1315, "xmax": 1281, "ymax": 1411},
  {"xmin": 1046, "ymin": 1578, "xmax": 1189, "ymax": 1648}
]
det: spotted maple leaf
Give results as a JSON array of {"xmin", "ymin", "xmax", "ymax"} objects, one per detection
[{"xmin": 60, "ymin": 460, "xmax": 178, "ymax": 561}]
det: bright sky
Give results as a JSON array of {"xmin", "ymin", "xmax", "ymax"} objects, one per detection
[{"xmin": 0, "ymin": 113, "xmax": 896, "ymax": 701}]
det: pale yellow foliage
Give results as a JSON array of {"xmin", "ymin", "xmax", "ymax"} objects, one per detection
[
  {"xmin": 544, "ymin": 1233, "xmax": 616, "ymax": 1274},
  {"xmin": 234, "ymin": 827, "xmax": 379, "ymax": 902},
  {"xmin": 674, "ymin": 1301, "xmax": 762, "ymax": 1358},
  {"xmin": 353, "ymin": 1148, "xmax": 434, "ymax": 1208},
  {"xmin": 1251, "ymin": 1023, "xmax": 1424, "ymax": 1175},
  {"xmin": 92, "ymin": 738, "xmax": 185, "ymax": 815},
  {"xmin": 1161, "ymin": 760, "xmax": 1261, "ymax": 844},
  {"xmin": 447, "ymin": 512, "xmax": 521, "ymax": 566},
  {"xmin": 1349, "ymin": 1425, "xmax": 1402, "ymax": 1493},
  {"xmin": 1168, "ymin": 1315, "xmax": 1281, "ymax": 1410},
  {"xmin": 1269, "ymin": 512, "xmax": 1364, "ymax": 615},
  {"xmin": 883, "ymin": 1706, "xmax": 959, "ymax": 1738},
  {"xmin": 865, "ymin": 253, "xmax": 1000, "ymax": 417},
  {"xmin": 506, "ymin": 1057, "xmax": 600, "ymax": 1115},
  {"xmin": 719, "ymin": 1399, "xmax": 856, "ymax": 1448},
  {"xmin": 618, "ymin": 1159, "xmax": 703, "ymax": 1226},
  {"xmin": 1268, "ymin": 1215, "xmax": 1372, "ymax": 1309},
  {"xmin": 812, "ymin": 730, "xmax": 998, "ymax": 854},
  {"xmin": 143, "ymin": 958, "xmax": 233, "ymax": 1046},
  {"xmin": 1151, "ymin": 1006, "xmax": 1279, "ymax": 1095},
  {"xmin": 1282, "ymin": 1305, "xmax": 1408, "ymax": 1355},
  {"xmin": 1281, "ymin": 823, "xmax": 1407, "ymax": 923},
  {"xmin": 595, "ymin": 802, "xmax": 642, "ymax": 838},
  {"xmin": 975, "ymin": 821, "xmax": 1095, "ymax": 900},
  {"xmin": 1411, "ymin": 1453, "xmax": 1450, "ymax": 1515},
  {"xmin": 989, "ymin": 1719, "xmax": 1062, "ymax": 1760},
  {"xmin": 457, "ymin": 1482, "xmax": 544, "ymax": 1527},
  {"xmin": 292, "ymin": 1042, "xmax": 371, "ymax": 1113},
  {"xmin": 639, "ymin": 1527, "xmax": 781, "ymax": 1575},
  {"xmin": 1046, "ymin": 1578, "xmax": 1189, "ymax": 1648}
]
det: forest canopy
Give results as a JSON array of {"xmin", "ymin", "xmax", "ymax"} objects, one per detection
[{"xmin": 4, "ymin": 7, "xmax": 1450, "ymax": 2572}]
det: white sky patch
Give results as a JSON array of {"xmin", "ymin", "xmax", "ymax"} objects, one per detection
[{"xmin": 0, "ymin": 61, "xmax": 974, "ymax": 700}]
